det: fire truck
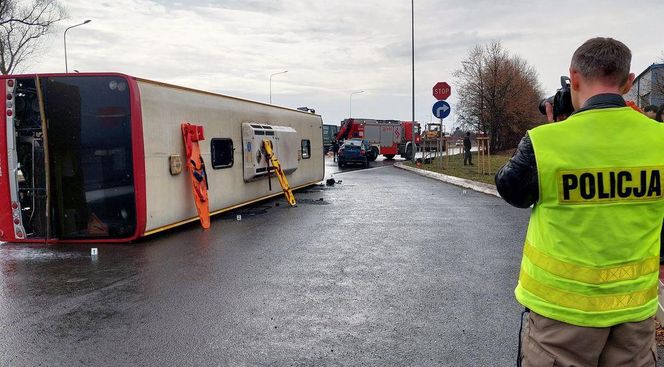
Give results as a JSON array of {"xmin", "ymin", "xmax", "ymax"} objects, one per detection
[{"xmin": 336, "ymin": 119, "xmax": 421, "ymax": 160}]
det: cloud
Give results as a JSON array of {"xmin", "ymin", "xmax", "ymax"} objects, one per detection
[
  {"xmin": 381, "ymin": 31, "xmax": 526, "ymax": 61},
  {"xmin": 27, "ymin": 0, "xmax": 664, "ymax": 127}
]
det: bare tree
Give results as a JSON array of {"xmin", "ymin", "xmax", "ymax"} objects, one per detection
[
  {"xmin": 454, "ymin": 41, "xmax": 543, "ymax": 151},
  {"xmin": 0, "ymin": 0, "xmax": 65, "ymax": 75}
]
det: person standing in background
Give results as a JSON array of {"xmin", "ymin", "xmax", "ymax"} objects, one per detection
[
  {"xmin": 463, "ymin": 132, "xmax": 473, "ymax": 166},
  {"xmin": 332, "ymin": 139, "xmax": 340, "ymax": 162}
]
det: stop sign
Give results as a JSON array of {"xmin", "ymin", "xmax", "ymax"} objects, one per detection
[{"xmin": 433, "ymin": 82, "xmax": 451, "ymax": 100}]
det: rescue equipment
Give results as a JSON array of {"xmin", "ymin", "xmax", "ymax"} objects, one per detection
[
  {"xmin": 181, "ymin": 122, "xmax": 211, "ymax": 229},
  {"xmin": 262, "ymin": 139, "xmax": 296, "ymax": 207}
]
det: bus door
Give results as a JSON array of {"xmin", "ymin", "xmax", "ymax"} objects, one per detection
[
  {"xmin": 3, "ymin": 77, "xmax": 49, "ymax": 241},
  {"xmin": 39, "ymin": 76, "xmax": 137, "ymax": 240}
]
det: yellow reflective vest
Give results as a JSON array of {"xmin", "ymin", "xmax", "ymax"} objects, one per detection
[{"xmin": 515, "ymin": 106, "xmax": 664, "ymax": 327}]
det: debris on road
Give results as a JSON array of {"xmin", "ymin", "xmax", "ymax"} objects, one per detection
[{"xmin": 326, "ymin": 178, "xmax": 342, "ymax": 186}]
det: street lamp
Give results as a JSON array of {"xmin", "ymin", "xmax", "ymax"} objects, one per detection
[
  {"xmin": 411, "ymin": 0, "xmax": 416, "ymax": 162},
  {"xmin": 64, "ymin": 19, "xmax": 92, "ymax": 73},
  {"xmin": 349, "ymin": 90, "xmax": 364, "ymax": 118},
  {"xmin": 269, "ymin": 70, "xmax": 288, "ymax": 104}
]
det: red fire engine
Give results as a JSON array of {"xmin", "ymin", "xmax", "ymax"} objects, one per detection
[{"xmin": 336, "ymin": 119, "xmax": 421, "ymax": 160}]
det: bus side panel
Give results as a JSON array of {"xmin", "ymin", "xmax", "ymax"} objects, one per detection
[
  {"xmin": 128, "ymin": 78, "xmax": 147, "ymax": 240},
  {"xmin": 137, "ymin": 81, "xmax": 324, "ymax": 233},
  {"xmin": 0, "ymin": 80, "xmax": 14, "ymax": 241}
]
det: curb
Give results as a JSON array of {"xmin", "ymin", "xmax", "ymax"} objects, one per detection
[{"xmin": 394, "ymin": 162, "xmax": 500, "ymax": 198}]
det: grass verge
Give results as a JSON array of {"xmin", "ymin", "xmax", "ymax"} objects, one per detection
[{"xmin": 405, "ymin": 151, "xmax": 513, "ymax": 185}]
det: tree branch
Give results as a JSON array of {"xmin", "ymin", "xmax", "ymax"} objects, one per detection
[{"xmin": 0, "ymin": 0, "xmax": 65, "ymax": 74}]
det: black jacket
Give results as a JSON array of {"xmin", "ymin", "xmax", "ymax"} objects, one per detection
[
  {"xmin": 463, "ymin": 136, "xmax": 471, "ymax": 150},
  {"xmin": 495, "ymin": 94, "xmax": 626, "ymax": 207},
  {"xmin": 495, "ymin": 94, "xmax": 663, "ymax": 248}
]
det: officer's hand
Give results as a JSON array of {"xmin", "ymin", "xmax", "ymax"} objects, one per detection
[
  {"xmin": 545, "ymin": 102, "xmax": 569, "ymax": 122},
  {"xmin": 545, "ymin": 102, "xmax": 554, "ymax": 122}
]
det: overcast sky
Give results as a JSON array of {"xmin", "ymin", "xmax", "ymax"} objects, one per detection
[{"xmin": 25, "ymin": 0, "xmax": 664, "ymax": 128}]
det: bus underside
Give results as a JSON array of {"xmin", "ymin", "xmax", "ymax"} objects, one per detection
[{"xmin": 5, "ymin": 76, "xmax": 137, "ymax": 242}]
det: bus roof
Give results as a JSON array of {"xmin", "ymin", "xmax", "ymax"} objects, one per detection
[{"xmin": 0, "ymin": 72, "xmax": 321, "ymax": 118}]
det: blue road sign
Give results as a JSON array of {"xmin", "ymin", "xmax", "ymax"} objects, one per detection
[{"xmin": 432, "ymin": 100, "xmax": 451, "ymax": 119}]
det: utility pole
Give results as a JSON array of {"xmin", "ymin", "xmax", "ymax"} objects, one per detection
[{"xmin": 411, "ymin": 0, "xmax": 416, "ymax": 163}]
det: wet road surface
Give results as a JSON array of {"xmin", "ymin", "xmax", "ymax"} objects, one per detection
[{"xmin": 0, "ymin": 158, "xmax": 532, "ymax": 366}]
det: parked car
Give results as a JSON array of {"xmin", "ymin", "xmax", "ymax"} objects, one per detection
[{"xmin": 338, "ymin": 139, "xmax": 370, "ymax": 168}]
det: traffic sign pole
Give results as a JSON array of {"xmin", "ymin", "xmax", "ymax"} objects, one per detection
[{"xmin": 430, "ymin": 82, "xmax": 452, "ymax": 165}]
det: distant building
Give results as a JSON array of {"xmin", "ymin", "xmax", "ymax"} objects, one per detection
[{"xmin": 625, "ymin": 63, "xmax": 664, "ymax": 108}]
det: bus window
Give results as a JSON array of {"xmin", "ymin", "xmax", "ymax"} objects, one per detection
[
  {"xmin": 211, "ymin": 138, "xmax": 233, "ymax": 169},
  {"xmin": 301, "ymin": 139, "xmax": 311, "ymax": 159},
  {"xmin": 41, "ymin": 76, "xmax": 136, "ymax": 239}
]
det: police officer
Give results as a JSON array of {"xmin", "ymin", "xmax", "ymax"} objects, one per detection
[{"xmin": 496, "ymin": 37, "xmax": 664, "ymax": 366}]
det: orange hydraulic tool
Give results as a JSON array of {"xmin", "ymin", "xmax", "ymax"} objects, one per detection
[{"xmin": 181, "ymin": 122, "xmax": 211, "ymax": 229}]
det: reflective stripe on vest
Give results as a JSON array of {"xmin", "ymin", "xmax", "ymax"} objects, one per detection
[
  {"xmin": 515, "ymin": 107, "xmax": 664, "ymax": 326},
  {"xmin": 519, "ymin": 270, "xmax": 657, "ymax": 312},
  {"xmin": 523, "ymin": 241, "xmax": 660, "ymax": 284}
]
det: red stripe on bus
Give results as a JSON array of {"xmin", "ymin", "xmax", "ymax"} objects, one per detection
[{"xmin": 127, "ymin": 76, "xmax": 147, "ymax": 241}]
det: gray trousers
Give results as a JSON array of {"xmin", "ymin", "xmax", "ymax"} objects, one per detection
[
  {"xmin": 521, "ymin": 312, "xmax": 656, "ymax": 367},
  {"xmin": 464, "ymin": 149, "xmax": 472, "ymax": 164}
]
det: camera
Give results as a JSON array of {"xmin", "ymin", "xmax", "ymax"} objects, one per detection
[{"xmin": 539, "ymin": 76, "xmax": 574, "ymax": 122}]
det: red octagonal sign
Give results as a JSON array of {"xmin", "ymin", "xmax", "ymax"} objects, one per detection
[{"xmin": 433, "ymin": 82, "xmax": 451, "ymax": 100}]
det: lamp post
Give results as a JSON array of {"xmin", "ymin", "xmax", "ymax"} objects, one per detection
[
  {"xmin": 349, "ymin": 90, "xmax": 364, "ymax": 118},
  {"xmin": 269, "ymin": 70, "xmax": 288, "ymax": 104},
  {"xmin": 64, "ymin": 20, "xmax": 92, "ymax": 73},
  {"xmin": 411, "ymin": 0, "xmax": 416, "ymax": 162}
]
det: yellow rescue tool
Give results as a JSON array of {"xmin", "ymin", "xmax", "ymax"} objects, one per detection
[{"xmin": 262, "ymin": 139, "xmax": 296, "ymax": 207}]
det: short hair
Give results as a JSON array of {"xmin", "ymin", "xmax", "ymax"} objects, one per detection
[
  {"xmin": 643, "ymin": 105, "xmax": 658, "ymax": 113},
  {"xmin": 570, "ymin": 37, "xmax": 631, "ymax": 86}
]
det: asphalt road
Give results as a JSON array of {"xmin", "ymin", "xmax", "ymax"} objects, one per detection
[{"xmin": 0, "ymin": 158, "xmax": 533, "ymax": 366}]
